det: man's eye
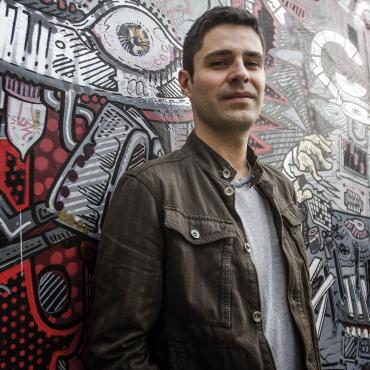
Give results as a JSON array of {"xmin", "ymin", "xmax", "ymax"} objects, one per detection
[
  {"xmin": 245, "ymin": 61, "xmax": 260, "ymax": 68},
  {"xmin": 211, "ymin": 60, "xmax": 228, "ymax": 67}
]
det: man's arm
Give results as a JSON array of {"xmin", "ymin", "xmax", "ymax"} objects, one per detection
[{"xmin": 89, "ymin": 174, "xmax": 164, "ymax": 369}]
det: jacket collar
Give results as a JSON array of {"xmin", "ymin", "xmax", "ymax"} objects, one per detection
[{"xmin": 182, "ymin": 131, "xmax": 264, "ymax": 184}]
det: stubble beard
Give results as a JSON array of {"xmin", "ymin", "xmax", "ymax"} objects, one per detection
[{"xmin": 196, "ymin": 104, "xmax": 258, "ymax": 136}]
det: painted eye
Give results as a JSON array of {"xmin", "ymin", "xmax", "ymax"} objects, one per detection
[
  {"xmin": 88, "ymin": 5, "xmax": 182, "ymax": 73},
  {"xmin": 118, "ymin": 23, "xmax": 151, "ymax": 57}
]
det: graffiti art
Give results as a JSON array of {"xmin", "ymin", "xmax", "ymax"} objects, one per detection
[{"xmin": 0, "ymin": 0, "xmax": 369, "ymax": 368}]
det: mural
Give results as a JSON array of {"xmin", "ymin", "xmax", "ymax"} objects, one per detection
[
  {"xmin": 247, "ymin": 1, "xmax": 370, "ymax": 369},
  {"xmin": 0, "ymin": 0, "xmax": 369, "ymax": 368}
]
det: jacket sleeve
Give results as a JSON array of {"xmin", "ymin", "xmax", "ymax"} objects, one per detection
[{"xmin": 89, "ymin": 173, "xmax": 164, "ymax": 369}]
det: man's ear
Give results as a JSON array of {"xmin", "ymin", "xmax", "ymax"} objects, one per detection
[{"xmin": 178, "ymin": 69, "xmax": 192, "ymax": 98}]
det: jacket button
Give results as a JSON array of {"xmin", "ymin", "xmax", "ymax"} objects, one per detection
[
  {"xmin": 190, "ymin": 229, "xmax": 200, "ymax": 239},
  {"xmin": 252, "ymin": 311, "xmax": 262, "ymax": 323},
  {"xmin": 291, "ymin": 291, "xmax": 300, "ymax": 303},
  {"xmin": 224, "ymin": 186, "xmax": 234, "ymax": 196},
  {"xmin": 244, "ymin": 242, "xmax": 251, "ymax": 253},
  {"xmin": 222, "ymin": 169, "xmax": 231, "ymax": 179}
]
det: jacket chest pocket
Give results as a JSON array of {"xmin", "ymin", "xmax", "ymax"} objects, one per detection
[{"xmin": 164, "ymin": 207, "xmax": 237, "ymax": 328}]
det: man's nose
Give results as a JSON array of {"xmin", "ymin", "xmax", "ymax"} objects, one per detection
[{"xmin": 228, "ymin": 59, "xmax": 250, "ymax": 83}]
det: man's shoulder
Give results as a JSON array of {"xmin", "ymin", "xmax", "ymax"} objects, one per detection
[
  {"xmin": 260, "ymin": 162, "xmax": 291, "ymax": 184},
  {"xmin": 126, "ymin": 147, "xmax": 189, "ymax": 178},
  {"xmin": 259, "ymin": 161, "xmax": 295, "ymax": 202},
  {"xmin": 112, "ymin": 148, "xmax": 191, "ymax": 202},
  {"xmin": 117, "ymin": 147, "xmax": 193, "ymax": 198}
]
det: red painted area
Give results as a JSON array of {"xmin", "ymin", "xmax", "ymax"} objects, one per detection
[
  {"xmin": 50, "ymin": 251, "xmax": 64, "ymax": 265},
  {"xmin": 0, "ymin": 262, "xmax": 81, "ymax": 369},
  {"xmin": 78, "ymin": 94, "xmax": 106, "ymax": 112},
  {"xmin": 264, "ymin": 84, "xmax": 289, "ymax": 104},
  {"xmin": 248, "ymin": 134, "xmax": 271, "ymax": 155},
  {"xmin": 34, "ymin": 181, "xmax": 44, "ymax": 196},
  {"xmin": 39, "ymin": 138, "xmax": 54, "ymax": 153},
  {"xmin": 74, "ymin": 117, "xmax": 87, "ymax": 141},
  {"xmin": 69, "ymin": 3, "xmax": 76, "ymax": 12},
  {"xmin": 66, "ymin": 261, "xmax": 79, "ymax": 276},
  {"xmin": 91, "ymin": 95, "xmax": 99, "ymax": 103},
  {"xmin": 34, "ymin": 243, "xmax": 92, "ymax": 326},
  {"xmin": 57, "ymin": 0, "xmax": 66, "ymax": 10},
  {"xmin": 48, "ymin": 115, "xmax": 59, "ymax": 133},
  {"xmin": 35, "ymin": 156, "xmax": 49, "ymax": 171},
  {"xmin": 0, "ymin": 139, "xmax": 30, "ymax": 211},
  {"xmin": 65, "ymin": 248, "xmax": 76, "ymax": 258},
  {"xmin": 252, "ymin": 114, "xmax": 282, "ymax": 132},
  {"xmin": 80, "ymin": 95, "xmax": 89, "ymax": 103},
  {"xmin": 53, "ymin": 148, "xmax": 68, "ymax": 164},
  {"xmin": 33, "ymin": 109, "xmax": 68, "ymax": 202}
]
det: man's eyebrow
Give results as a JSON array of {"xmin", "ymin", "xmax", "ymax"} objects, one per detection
[
  {"xmin": 204, "ymin": 49, "xmax": 233, "ymax": 59},
  {"xmin": 204, "ymin": 49, "xmax": 264, "ymax": 60},
  {"xmin": 244, "ymin": 51, "xmax": 264, "ymax": 61}
]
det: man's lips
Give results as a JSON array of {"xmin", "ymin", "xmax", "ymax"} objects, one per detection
[{"xmin": 223, "ymin": 92, "xmax": 255, "ymax": 100}]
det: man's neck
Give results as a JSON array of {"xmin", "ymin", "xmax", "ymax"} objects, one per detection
[{"xmin": 194, "ymin": 126, "xmax": 250, "ymax": 180}]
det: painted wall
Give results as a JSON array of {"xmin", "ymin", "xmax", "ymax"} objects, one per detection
[{"xmin": 0, "ymin": 0, "xmax": 369, "ymax": 368}]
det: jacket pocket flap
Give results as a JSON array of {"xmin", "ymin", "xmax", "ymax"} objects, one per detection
[
  {"xmin": 164, "ymin": 208, "xmax": 236, "ymax": 244},
  {"xmin": 281, "ymin": 204, "xmax": 305, "ymax": 226}
]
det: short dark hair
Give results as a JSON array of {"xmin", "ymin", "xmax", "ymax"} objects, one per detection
[{"xmin": 182, "ymin": 6, "xmax": 265, "ymax": 78}]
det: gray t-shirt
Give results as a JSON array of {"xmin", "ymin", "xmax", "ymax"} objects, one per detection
[{"xmin": 232, "ymin": 175, "xmax": 303, "ymax": 370}]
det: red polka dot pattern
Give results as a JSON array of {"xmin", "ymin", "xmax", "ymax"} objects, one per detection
[
  {"xmin": 32, "ymin": 110, "xmax": 68, "ymax": 202},
  {"xmin": 0, "ymin": 269, "xmax": 75, "ymax": 369},
  {"xmin": 0, "ymin": 141, "xmax": 30, "ymax": 211},
  {"xmin": 34, "ymin": 244, "xmax": 87, "ymax": 325}
]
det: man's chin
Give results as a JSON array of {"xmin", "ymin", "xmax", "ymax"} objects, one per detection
[
  {"xmin": 222, "ymin": 114, "xmax": 257, "ymax": 131},
  {"xmin": 213, "ymin": 120, "xmax": 255, "ymax": 134},
  {"xmin": 196, "ymin": 110, "xmax": 257, "ymax": 134}
]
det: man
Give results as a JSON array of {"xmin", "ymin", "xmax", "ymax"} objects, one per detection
[{"xmin": 89, "ymin": 6, "xmax": 321, "ymax": 370}]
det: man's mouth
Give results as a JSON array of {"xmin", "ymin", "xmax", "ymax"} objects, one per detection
[{"xmin": 223, "ymin": 92, "xmax": 255, "ymax": 103}]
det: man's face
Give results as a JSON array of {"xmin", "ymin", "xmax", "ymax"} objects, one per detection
[{"xmin": 179, "ymin": 24, "xmax": 265, "ymax": 134}]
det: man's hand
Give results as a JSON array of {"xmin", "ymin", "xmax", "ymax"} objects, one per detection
[
  {"xmin": 283, "ymin": 134, "xmax": 332, "ymax": 203},
  {"xmin": 296, "ymin": 135, "xmax": 332, "ymax": 181}
]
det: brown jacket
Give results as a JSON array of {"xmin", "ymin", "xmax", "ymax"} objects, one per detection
[{"xmin": 89, "ymin": 131, "xmax": 321, "ymax": 370}]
